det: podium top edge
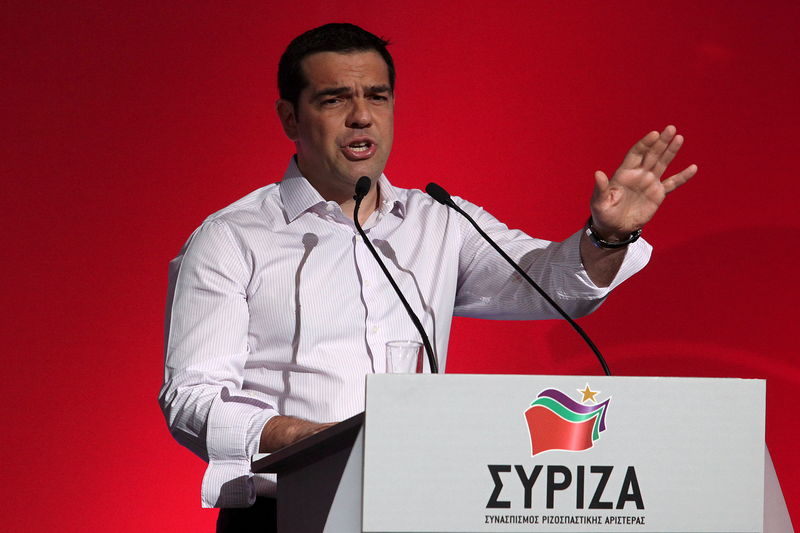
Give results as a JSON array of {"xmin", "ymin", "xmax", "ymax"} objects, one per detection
[
  {"xmin": 251, "ymin": 412, "xmax": 363, "ymax": 474},
  {"xmin": 366, "ymin": 374, "xmax": 767, "ymax": 382}
]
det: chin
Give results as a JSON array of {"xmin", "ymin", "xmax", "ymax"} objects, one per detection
[{"xmin": 348, "ymin": 166, "xmax": 381, "ymax": 181}]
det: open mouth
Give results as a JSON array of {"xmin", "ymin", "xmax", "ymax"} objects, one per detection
[
  {"xmin": 342, "ymin": 139, "xmax": 377, "ymax": 160},
  {"xmin": 349, "ymin": 141, "xmax": 371, "ymax": 152}
]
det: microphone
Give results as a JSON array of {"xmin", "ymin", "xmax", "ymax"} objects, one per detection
[
  {"xmin": 425, "ymin": 182, "xmax": 611, "ymax": 376},
  {"xmin": 355, "ymin": 175, "xmax": 371, "ymax": 201},
  {"xmin": 353, "ymin": 177, "xmax": 439, "ymax": 374},
  {"xmin": 425, "ymin": 182, "xmax": 455, "ymax": 208}
]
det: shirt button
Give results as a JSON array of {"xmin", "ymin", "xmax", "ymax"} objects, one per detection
[
  {"xmin": 325, "ymin": 204, "xmax": 334, "ymax": 212},
  {"xmin": 371, "ymin": 325, "xmax": 379, "ymax": 334}
]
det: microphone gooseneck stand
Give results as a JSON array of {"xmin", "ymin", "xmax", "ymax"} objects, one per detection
[
  {"xmin": 353, "ymin": 176, "xmax": 439, "ymax": 374},
  {"xmin": 425, "ymin": 182, "xmax": 611, "ymax": 376}
]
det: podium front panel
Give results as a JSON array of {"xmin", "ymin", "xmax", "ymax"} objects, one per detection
[{"xmin": 363, "ymin": 374, "xmax": 765, "ymax": 532}]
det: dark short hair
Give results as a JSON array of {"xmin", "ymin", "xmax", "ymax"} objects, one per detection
[{"xmin": 278, "ymin": 23, "xmax": 395, "ymax": 112}]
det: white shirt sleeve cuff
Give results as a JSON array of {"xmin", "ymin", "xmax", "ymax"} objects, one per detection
[
  {"xmin": 551, "ymin": 230, "xmax": 652, "ymax": 300},
  {"xmin": 200, "ymin": 388, "xmax": 278, "ymax": 508}
]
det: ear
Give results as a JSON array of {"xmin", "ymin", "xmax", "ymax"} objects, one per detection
[{"xmin": 276, "ymin": 99, "xmax": 298, "ymax": 140}]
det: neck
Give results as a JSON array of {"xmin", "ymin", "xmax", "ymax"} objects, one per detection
[
  {"xmin": 295, "ymin": 158, "xmax": 381, "ymax": 224},
  {"xmin": 345, "ymin": 185, "xmax": 380, "ymax": 225},
  {"xmin": 302, "ymin": 174, "xmax": 380, "ymax": 224}
]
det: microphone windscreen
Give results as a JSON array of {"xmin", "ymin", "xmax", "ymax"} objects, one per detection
[
  {"xmin": 425, "ymin": 182, "xmax": 452, "ymax": 206},
  {"xmin": 355, "ymin": 176, "xmax": 372, "ymax": 199}
]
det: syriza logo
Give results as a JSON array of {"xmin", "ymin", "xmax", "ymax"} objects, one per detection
[
  {"xmin": 524, "ymin": 384, "xmax": 610, "ymax": 456},
  {"xmin": 483, "ymin": 383, "xmax": 645, "ymax": 524}
]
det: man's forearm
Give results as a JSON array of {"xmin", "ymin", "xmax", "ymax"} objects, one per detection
[
  {"xmin": 259, "ymin": 415, "xmax": 336, "ymax": 453},
  {"xmin": 579, "ymin": 231, "xmax": 628, "ymax": 287}
]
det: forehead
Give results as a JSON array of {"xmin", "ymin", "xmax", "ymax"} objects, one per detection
[{"xmin": 300, "ymin": 50, "xmax": 390, "ymax": 90}]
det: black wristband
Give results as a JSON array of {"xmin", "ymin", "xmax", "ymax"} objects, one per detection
[{"xmin": 584, "ymin": 216, "xmax": 642, "ymax": 249}]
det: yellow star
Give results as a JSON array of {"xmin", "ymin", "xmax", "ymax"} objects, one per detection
[{"xmin": 578, "ymin": 384, "xmax": 599, "ymax": 403}]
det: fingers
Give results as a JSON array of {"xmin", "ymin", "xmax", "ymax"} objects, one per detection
[
  {"xmin": 621, "ymin": 125, "xmax": 685, "ymax": 171},
  {"xmin": 641, "ymin": 125, "xmax": 677, "ymax": 171},
  {"xmin": 651, "ymin": 134, "xmax": 684, "ymax": 178},
  {"xmin": 620, "ymin": 130, "xmax": 660, "ymax": 169},
  {"xmin": 662, "ymin": 164, "xmax": 698, "ymax": 194}
]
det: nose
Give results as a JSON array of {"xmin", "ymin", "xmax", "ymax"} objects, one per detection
[{"xmin": 346, "ymin": 98, "xmax": 372, "ymax": 129}]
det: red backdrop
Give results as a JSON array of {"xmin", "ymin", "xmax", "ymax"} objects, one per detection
[{"xmin": 3, "ymin": 1, "xmax": 798, "ymax": 530}]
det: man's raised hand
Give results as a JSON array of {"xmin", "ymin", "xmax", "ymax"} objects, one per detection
[{"xmin": 590, "ymin": 125, "xmax": 698, "ymax": 240}]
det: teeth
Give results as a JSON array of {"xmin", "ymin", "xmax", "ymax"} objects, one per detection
[{"xmin": 348, "ymin": 142, "xmax": 370, "ymax": 152}]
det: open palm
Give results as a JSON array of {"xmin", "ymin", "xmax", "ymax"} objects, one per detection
[{"xmin": 591, "ymin": 125, "xmax": 697, "ymax": 237}]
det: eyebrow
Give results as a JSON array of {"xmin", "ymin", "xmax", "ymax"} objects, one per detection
[{"xmin": 311, "ymin": 84, "xmax": 392, "ymax": 100}]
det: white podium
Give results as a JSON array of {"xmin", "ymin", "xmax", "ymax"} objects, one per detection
[{"xmin": 252, "ymin": 374, "xmax": 793, "ymax": 533}]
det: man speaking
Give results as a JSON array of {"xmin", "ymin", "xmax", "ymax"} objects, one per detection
[{"xmin": 159, "ymin": 22, "xmax": 696, "ymax": 531}]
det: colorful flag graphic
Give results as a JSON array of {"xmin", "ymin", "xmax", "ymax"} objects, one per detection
[{"xmin": 524, "ymin": 388, "xmax": 610, "ymax": 455}]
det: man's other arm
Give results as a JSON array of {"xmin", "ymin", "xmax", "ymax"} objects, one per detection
[
  {"xmin": 259, "ymin": 416, "xmax": 336, "ymax": 452},
  {"xmin": 160, "ymin": 220, "xmax": 284, "ymax": 507},
  {"xmin": 580, "ymin": 125, "xmax": 697, "ymax": 286}
]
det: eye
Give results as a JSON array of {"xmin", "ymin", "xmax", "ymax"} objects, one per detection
[{"xmin": 321, "ymin": 97, "xmax": 342, "ymax": 106}]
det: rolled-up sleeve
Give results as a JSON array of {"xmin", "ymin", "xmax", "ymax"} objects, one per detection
[{"xmin": 159, "ymin": 220, "xmax": 278, "ymax": 508}]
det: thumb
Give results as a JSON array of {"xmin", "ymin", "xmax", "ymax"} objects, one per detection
[{"xmin": 593, "ymin": 170, "xmax": 610, "ymax": 192}]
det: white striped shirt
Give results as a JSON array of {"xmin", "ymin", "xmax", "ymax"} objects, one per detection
[{"xmin": 159, "ymin": 158, "xmax": 651, "ymax": 507}]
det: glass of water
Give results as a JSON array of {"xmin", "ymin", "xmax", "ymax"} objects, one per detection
[{"xmin": 385, "ymin": 340, "xmax": 423, "ymax": 373}]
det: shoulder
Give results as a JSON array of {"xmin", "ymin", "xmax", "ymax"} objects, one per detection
[
  {"xmin": 176, "ymin": 183, "xmax": 282, "ymax": 262},
  {"xmin": 203, "ymin": 183, "xmax": 282, "ymax": 228},
  {"xmin": 401, "ymin": 187, "xmax": 489, "ymax": 227}
]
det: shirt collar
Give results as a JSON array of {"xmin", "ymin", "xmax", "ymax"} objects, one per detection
[
  {"xmin": 375, "ymin": 173, "xmax": 405, "ymax": 218},
  {"xmin": 279, "ymin": 157, "xmax": 325, "ymax": 222},
  {"xmin": 279, "ymin": 156, "xmax": 405, "ymax": 223}
]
